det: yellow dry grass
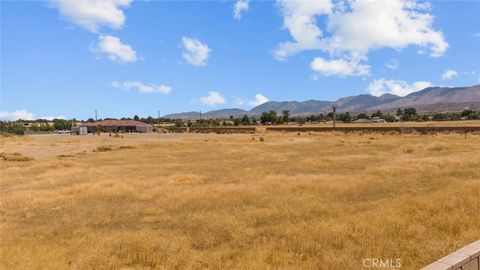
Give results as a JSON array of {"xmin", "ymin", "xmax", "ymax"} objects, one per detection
[{"xmin": 1, "ymin": 131, "xmax": 479, "ymax": 269}]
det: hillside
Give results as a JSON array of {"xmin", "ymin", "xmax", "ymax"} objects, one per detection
[{"xmin": 164, "ymin": 85, "xmax": 480, "ymax": 119}]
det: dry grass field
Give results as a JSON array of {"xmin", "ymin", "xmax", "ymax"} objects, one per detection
[{"xmin": 1, "ymin": 129, "xmax": 479, "ymax": 269}]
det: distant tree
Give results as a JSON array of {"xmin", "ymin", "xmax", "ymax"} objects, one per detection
[
  {"xmin": 174, "ymin": 120, "xmax": 183, "ymax": 127},
  {"xmin": 433, "ymin": 113, "xmax": 448, "ymax": 121},
  {"xmin": 383, "ymin": 114, "xmax": 396, "ymax": 122},
  {"xmin": 371, "ymin": 110, "xmax": 383, "ymax": 118},
  {"xmin": 404, "ymin": 108, "xmax": 417, "ymax": 115},
  {"xmin": 402, "ymin": 108, "xmax": 417, "ymax": 121},
  {"xmin": 396, "ymin": 108, "xmax": 403, "ymax": 116},
  {"xmin": 53, "ymin": 119, "xmax": 72, "ymax": 130},
  {"xmin": 241, "ymin": 115, "xmax": 250, "ymax": 125},
  {"xmin": 461, "ymin": 109, "xmax": 474, "ymax": 117},
  {"xmin": 145, "ymin": 116, "xmax": 154, "ymax": 124},
  {"xmin": 281, "ymin": 110, "xmax": 290, "ymax": 124},
  {"xmin": 260, "ymin": 111, "xmax": 278, "ymax": 124},
  {"xmin": 133, "ymin": 115, "xmax": 140, "ymax": 121},
  {"xmin": 296, "ymin": 117, "xmax": 306, "ymax": 124},
  {"xmin": 356, "ymin": 113, "xmax": 370, "ymax": 119},
  {"xmin": 0, "ymin": 121, "xmax": 26, "ymax": 135},
  {"xmin": 317, "ymin": 113, "xmax": 325, "ymax": 122},
  {"xmin": 339, "ymin": 112, "xmax": 352, "ymax": 123},
  {"xmin": 87, "ymin": 118, "xmax": 95, "ymax": 123}
]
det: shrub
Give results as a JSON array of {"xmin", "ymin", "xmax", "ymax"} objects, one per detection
[{"xmin": 0, "ymin": 152, "xmax": 33, "ymax": 161}]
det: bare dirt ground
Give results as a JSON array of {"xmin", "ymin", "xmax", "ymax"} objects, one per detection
[{"xmin": 1, "ymin": 129, "xmax": 479, "ymax": 269}]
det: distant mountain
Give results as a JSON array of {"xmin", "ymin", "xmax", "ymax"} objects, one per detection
[
  {"xmin": 164, "ymin": 111, "xmax": 200, "ymax": 119},
  {"xmin": 164, "ymin": 85, "xmax": 480, "ymax": 119},
  {"xmin": 204, "ymin": 108, "xmax": 250, "ymax": 118},
  {"xmin": 165, "ymin": 109, "xmax": 250, "ymax": 120},
  {"xmin": 249, "ymin": 100, "xmax": 332, "ymax": 115},
  {"xmin": 368, "ymin": 86, "xmax": 480, "ymax": 110}
]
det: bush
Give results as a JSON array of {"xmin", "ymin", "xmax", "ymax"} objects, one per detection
[{"xmin": 0, "ymin": 121, "xmax": 26, "ymax": 135}]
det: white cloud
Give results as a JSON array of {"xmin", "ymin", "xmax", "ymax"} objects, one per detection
[
  {"xmin": 386, "ymin": 59, "xmax": 399, "ymax": 70},
  {"xmin": 40, "ymin": 116, "xmax": 66, "ymax": 121},
  {"xmin": 274, "ymin": 0, "xmax": 333, "ymax": 60},
  {"xmin": 367, "ymin": 78, "xmax": 432, "ymax": 97},
  {"xmin": 441, "ymin": 69, "xmax": 458, "ymax": 80},
  {"xmin": 473, "ymin": 33, "xmax": 480, "ymax": 38},
  {"xmin": 181, "ymin": 37, "xmax": 211, "ymax": 67},
  {"xmin": 310, "ymin": 57, "xmax": 370, "ymax": 77},
  {"xmin": 199, "ymin": 91, "xmax": 226, "ymax": 105},
  {"xmin": 50, "ymin": 0, "xmax": 132, "ymax": 32},
  {"xmin": 111, "ymin": 81, "xmax": 172, "ymax": 94},
  {"xmin": 275, "ymin": 0, "xmax": 448, "ymax": 76},
  {"xmin": 95, "ymin": 35, "xmax": 137, "ymax": 63},
  {"xmin": 248, "ymin": 94, "xmax": 269, "ymax": 106},
  {"xmin": 0, "ymin": 110, "xmax": 34, "ymax": 121},
  {"xmin": 236, "ymin": 94, "xmax": 269, "ymax": 106},
  {"xmin": 233, "ymin": 0, "xmax": 249, "ymax": 20}
]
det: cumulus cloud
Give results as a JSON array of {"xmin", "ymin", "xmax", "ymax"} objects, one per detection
[
  {"xmin": 95, "ymin": 35, "xmax": 137, "ymax": 63},
  {"xmin": 275, "ymin": 0, "xmax": 448, "ymax": 76},
  {"xmin": 0, "ymin": 110, "xmax": 34, "ymax": 121},
  {"xmin": 248, "ymin": 94, "xmax": 269, "ymax": 106},
  {"xmin": 367, "ymin": 78, "xmax": 432, "ymax": 97},
  {"xmin": 40, "ymin": 116, "xmax": 66, "ymax": 121},
  {"xmin": 50, "ymin": 0, "xmax": 132, "ymax": 32},
  {"xmin": 441, "ymin": 69, "xmax": 458, "ymax": 80},
  {"xmin": 386, "ymin": 59, "xmax": 399, "ymax": 70},
  {"xmin": 199, "ymin": 91, "xmax": 226, "ymax": 105},
  {"xmin": 236, "ymin": 94, "xmax": 269, "ymax": 106},
  {"xmin": 310, "ymin": 57, "xmax": 370, "ymax": 77},
  {"xmin": 182, "ymin": 37, "xmax": 211, "ymax": 67},
  {"xmin": 274, "ymin": 0, "xmax": 333, "ymax": 60},
  {"xmin": 233, "ymin": 0, "xmax": 249, "ymax": 20},
  {"xmin": 111, "ymin": 81, "xmax": 172, "ymax": 94}
]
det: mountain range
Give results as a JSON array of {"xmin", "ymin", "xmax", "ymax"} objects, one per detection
[{"xmin": 164, "ymin": 85, "xmax": 480, "ymax": 119}]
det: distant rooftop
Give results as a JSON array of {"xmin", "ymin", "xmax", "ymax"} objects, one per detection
[{"xmin": 79, "ymin": 120, "xmax": 151, "ymax": 127}]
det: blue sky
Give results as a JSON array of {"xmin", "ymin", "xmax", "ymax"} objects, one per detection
[{"xmin": 1, "ymin": 0, "xmax": 479, "ymax": 120}]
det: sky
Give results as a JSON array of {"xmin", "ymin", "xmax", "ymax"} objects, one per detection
[{"xmin": 1, "ymin": 0, "xmax": 480, "ymax": 120}]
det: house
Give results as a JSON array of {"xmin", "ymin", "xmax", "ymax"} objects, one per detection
[
  {"xmin": 353, "ymin": 118, "xmax": 373, "ymax": 123},
  {"xmin": 371, "ymin": 117, "xmax": 386, "ymax": 123},
  {"xmin": 77, "ymin": 120, "xmax": 153, "ymax": 133}
]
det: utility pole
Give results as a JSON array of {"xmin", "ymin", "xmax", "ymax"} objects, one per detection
[
  {"xmin": 199, "ymin": 111, "xmax": 202, "ymax": 120},
  {"xmin": 158, "ymin": 110, "xmax": 160, "ymax": 120},
  {"xmin": 95, "ymin": 109, "xmax": 97, "ymax": 121},
  {"xmin": 332, "ymin": 105, "xmax": 337, "ymax": 129}
]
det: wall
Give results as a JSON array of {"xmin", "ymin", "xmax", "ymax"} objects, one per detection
[{"xmin": 422, "ymin": 240, "xmax": 480, "ymax": 270}]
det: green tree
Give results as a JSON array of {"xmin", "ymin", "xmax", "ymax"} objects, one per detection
[
  {"xmin": 371, "ymin": 110, "xmax": 383, "ymax": 118},
  {"xmin": 339, "ymin": 112, "xmax": 352, "ymax": 123},
  {"xmin": 461, "ymin": 110, "xmax": 474, "ymax": 117},
  {"xmin": 0, "ymin": 121, "xmax": 26, "ymax": 135},
  {"xmin": 402, "ymin": 108, "xmax": 417, "ymax": 121},
  {"xmin": 281, "ymin": 110, "xmax": 290, "ymax": 124},
  {"xmin": 356, "ymin": 113, "xmax": 369, "ymax": 119},
  {"xmin": 260, "ymin": 111, "xmax": 278, "ymax": 124},
  {"xmin": 241, "ymin": 115, "xmax": 250, "ymax": 125},
  {"xmin": 133, "ymin": 115, "xmax": 140, "ymax": 121}
]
